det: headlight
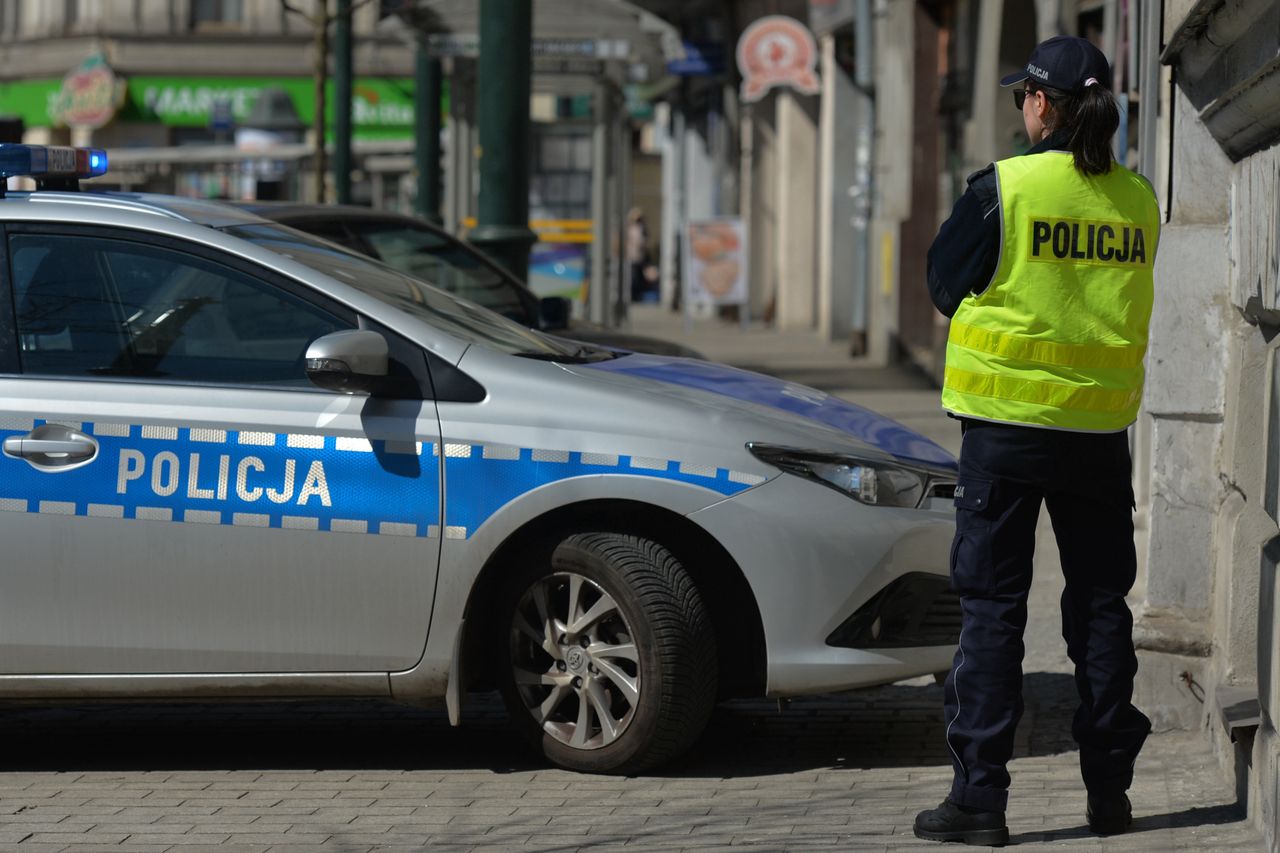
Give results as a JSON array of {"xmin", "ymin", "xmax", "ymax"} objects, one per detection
[{"xmin": 747, "ymin": 443, "xmax": 950, "ymax": 508}]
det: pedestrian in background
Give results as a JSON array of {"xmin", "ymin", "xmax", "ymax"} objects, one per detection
[
  {"xmin": 914, "ymin": 36, "xmax": 1160, "ymax": 846},
  {"xmin": 626, "ymin": 207, "xmax": 655, "ymax": 303}
]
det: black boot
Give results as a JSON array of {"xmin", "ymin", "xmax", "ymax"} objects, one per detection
[
  {"xmin": 1086, "ymin": 792, "xmax": 1132, "ymax": 835},
  {"xmin": 913, "ymin": 799, "xmax": 1009, "ymax": 846}
]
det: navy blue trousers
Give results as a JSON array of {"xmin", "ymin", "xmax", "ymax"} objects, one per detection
[{"xmin": 944, "ymin": 420, "xmax": 1151, "ymax": 812}]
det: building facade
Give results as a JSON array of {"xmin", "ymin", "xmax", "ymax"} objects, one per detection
[
  {"xmin": 1135, "ymin": 1, "xmax": 1280, "ymax": 848},
  {"xmin": 645, "ymin": 0, "xmax": 1142, "ymax": 355},
  {"xmin": 0, "ymin": 0, "xmax": 421, "ymax": 202}
]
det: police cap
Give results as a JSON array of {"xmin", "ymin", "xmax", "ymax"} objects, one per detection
[{"xmin": 1000, "ymin": 35, "xmax": 1112, "ymax": 94}]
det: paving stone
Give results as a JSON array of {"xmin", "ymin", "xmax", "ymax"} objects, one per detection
[
  {"xmin": 121, "ymin": 833, "xmax": 234, "ymax": 845},
  {"xmin": 222, "ymin": 832, "xmax": 332, "ymax": 845},
  {"xmin": 53, "ymin": 847, "xmax": 172, "ymax": 853},
  {"xmin": 0, "ymin": 828, "xmax": 40, "ymax": 842},
  {"xmin": 349, "ymin": 812, "xmax": 453, "ymax": 826},
  {"xmin": 24, "ymin": 832, "xmax": 130, "ymax": 844}
]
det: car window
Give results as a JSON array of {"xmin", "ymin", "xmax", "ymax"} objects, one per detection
[
  {"xmin": 294, "ymin": 219, "xmax": 364, "ymax": 253},
  {"xmin": 353, "ymin": 222, "xmax": 531, "ymax": 323},
  {"xmin": 9, "ymin": 233, "xmax": 351, "ymax": 386},
  {"xmin": 222, "ymin": 223, "xmax": 597, "ymax": 360}
]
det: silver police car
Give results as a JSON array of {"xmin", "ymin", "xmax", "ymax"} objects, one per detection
[{"xmin": 0, "ymin": 147, "xmax": 958, "ymax": 774}]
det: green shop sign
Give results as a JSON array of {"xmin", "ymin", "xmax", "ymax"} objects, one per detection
[
  {"xmin": 0, "ymin": 80, "xmax": 63, "ymax": 127},
  {"xmin": 0, "ymin": 75, "xmax": 425, "ymax": 140}
]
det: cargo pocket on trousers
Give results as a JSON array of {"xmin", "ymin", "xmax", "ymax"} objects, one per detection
[{"xmin": 950, "ymin": 477, "xmax": 996, "ymax": 597}]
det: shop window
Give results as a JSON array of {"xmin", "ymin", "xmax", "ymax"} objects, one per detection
[
  {"xmin": 192, "ymin": 0, "xmax": 244, "ymax": 29},
  {"xmin": 531, "ymin": 129, "xmax": 592, "ymax": 221},
  {"xmin": 0, "ymin": 118, "xmax": 24, "ymax": 143},
  {"xmin": 170, "ymin": 128, "xmax": 218, "ymax": 146}
]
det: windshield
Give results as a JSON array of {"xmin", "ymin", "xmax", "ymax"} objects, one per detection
[
  {"xmin": 221, "ymin": 223, "xmax": 585, "ymax": 359},
  {"xmin": 355, "ymin": 222, "xmax": 530, "ymax": 321}
]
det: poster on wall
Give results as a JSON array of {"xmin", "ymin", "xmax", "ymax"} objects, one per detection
[{"xmin": 684, "ymin": 218, "xmax": 748, "ymax": 307}]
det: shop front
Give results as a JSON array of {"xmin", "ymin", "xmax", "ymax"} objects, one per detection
[{"xmin": 0, "ymin": 54, "xmax": 421, "ymax": 204}]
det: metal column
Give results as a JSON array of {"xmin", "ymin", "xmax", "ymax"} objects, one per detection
[
  {"xmin": 414, "ymin": 38, "xmax": 443, "ymax": 223},
  {"xmin": 850, "ymin": 0, "xmax": 875, "ymax": 353},
  {"xmin": 333, "ymin": 0, "xmax": 353, "ymax": 204},
  {"xmin": 589, "ymin": 78, "xmax": 614, "ymax": 325},
  {"xmin": 968, "ymin": 0, "xmax": 1004, "ymax": 166},
  {"xmin": 613, "ymin": 87, "xmax": 631, "ymax": 326},
  {"xmin": 660, "ymin": 104, "xmax": 685, "ymax": 309},
  {"xmin": 444, "ymin": 63, "xmax": 475, "ymax": 233},
  {"xmin": 472, "ymin": 0, "xmax": 538, "ymax": 280}
]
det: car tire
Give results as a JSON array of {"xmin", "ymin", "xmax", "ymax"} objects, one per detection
[{"xmin": 496, "ymin": 532, "xmax": 717, "ymax": 774}]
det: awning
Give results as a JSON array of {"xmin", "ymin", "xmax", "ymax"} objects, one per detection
[{"xmin": 393, "ymin": 0, "xmax": 683, "ymax": 81}]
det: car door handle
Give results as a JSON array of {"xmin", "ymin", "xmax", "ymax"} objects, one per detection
[
  {"xmin": 2, "ymin": 424, "xmax": 99, "ymax": 470},
  {"xmin": 3, "ymin": 437, "xmax": 96, "ymax": 458}
]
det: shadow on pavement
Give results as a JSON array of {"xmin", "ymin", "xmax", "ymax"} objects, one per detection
[
  {"xmin": 670, "ymin": 671, "xmax": 1078, "ymax": 778},
  {"xmin": 0, "ymin": 672, "xmax": 1080, "ymax": 777},
  {"xmin": 1008, "ymin": 802, "xmax": 1247, "ymax": 844}
]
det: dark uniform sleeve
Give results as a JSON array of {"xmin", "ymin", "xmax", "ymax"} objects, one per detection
[{"xmin": 926, "ymin": 165, "xmax": 1001, "ymax": 318}]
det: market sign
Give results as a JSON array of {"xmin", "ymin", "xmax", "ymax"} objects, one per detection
[
  {"xmin": 0, "ymin": 76, "xmax": 428, "ymax": 141},
  {"xmin": 50, "ymin": 54, "xmax": 126, "ymax": 129},
  {"xmin": 126, "ymin": 76, "xmax": 419, "ymax": 140},
  {"xmin": 0, "ymin": 80, "xmax": 63, "ymax": 127},
  {"xmin": 736, "ymin": 16, "xmax": 820, "ymax": 102}
]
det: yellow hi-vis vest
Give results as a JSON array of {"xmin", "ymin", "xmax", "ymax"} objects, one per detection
[{"xmin": 941, "ymin": 151, "xmax": 1160, "ymax": 432}]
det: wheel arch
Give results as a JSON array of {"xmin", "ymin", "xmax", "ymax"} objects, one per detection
[{"xmin": 458, "ymin": 498, "xmax": 767, "ymax": 701}]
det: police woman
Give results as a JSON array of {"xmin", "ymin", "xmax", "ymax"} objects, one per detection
[{"xmin": 914, "ymin": 36, "xmax": 1159, "ymax": 845}]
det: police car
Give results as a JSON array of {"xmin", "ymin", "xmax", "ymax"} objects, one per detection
[{"xmin": 0, "ymin": 146, "xmax": 959, "ymax": 774}]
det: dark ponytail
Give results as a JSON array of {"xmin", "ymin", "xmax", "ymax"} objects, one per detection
[{"xmin": 1038, "ymin": 83, "xmax": 1120, "ymax": 175}]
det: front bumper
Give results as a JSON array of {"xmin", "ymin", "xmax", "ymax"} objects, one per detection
[
  {"xmin": 688, "ymin": 473, "xmax": 957, "ymax": 696},
  {"xmin": 825, "ymin": 571, "xmax": 961, "ymax": 649}
]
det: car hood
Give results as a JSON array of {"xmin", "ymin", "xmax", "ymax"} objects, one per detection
[
  {"xmin": 561, "ymin": 321, "xmax": 706, "ymax": 359},
  {"xmin": 570, "ymin": 354, "xmax": 956, "ymax": 471}
]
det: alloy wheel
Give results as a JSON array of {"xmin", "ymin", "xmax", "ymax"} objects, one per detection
[{"xmin": 508, "ymin": 571, "xmax": 641, "ymax": 749}]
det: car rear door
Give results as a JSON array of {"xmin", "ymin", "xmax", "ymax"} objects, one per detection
[{"xmin": 0, "ymin": 224, "xmax": 442, "ymax": 675}]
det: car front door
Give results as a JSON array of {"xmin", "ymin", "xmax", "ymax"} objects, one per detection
[{"xmin": 0, "ymin": 226, "xmax": 442, "ymax": 675}]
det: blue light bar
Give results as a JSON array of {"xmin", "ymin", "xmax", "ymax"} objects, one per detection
[{"xmin": 0, "ymin": 144, "xmax": 108, "ymax": 179}]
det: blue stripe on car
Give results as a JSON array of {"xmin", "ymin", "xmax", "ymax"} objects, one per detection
[
  {"xmin": 441, "ymin": 447, "xmax": 758, "ymax": 536},
  {"xmin": 0, "ymin": 422, "xmax": 440, "ymax": 536},
  {"xmin": 0, "ymin": 423, "xmax": 765, "ymax": 540}
]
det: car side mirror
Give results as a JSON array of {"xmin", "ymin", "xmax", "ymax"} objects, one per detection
[
  {"xmin": 539, "ymin": 296, "xmax": 572, "ymax": 330},
  {"xmin": 304, "ymin": 329, "xmax": 389, "ymax": 394}
]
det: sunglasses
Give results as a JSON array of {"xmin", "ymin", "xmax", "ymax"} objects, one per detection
[{"xmin": 1013, "ymin": 87, "xmax": 1056, "ymax": 110}]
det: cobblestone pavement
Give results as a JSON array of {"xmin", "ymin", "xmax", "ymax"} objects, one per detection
[
  {"xmin": 0, "ymin": 310, "xmax": 1266, "ymax": 852},
  {"xmin": 0, "ymin": 687, "xmax": 1263, "ymax": 851}
]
